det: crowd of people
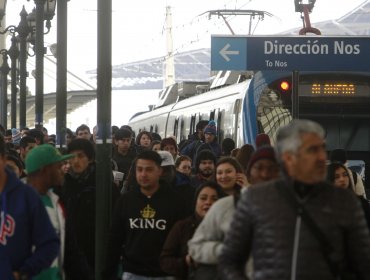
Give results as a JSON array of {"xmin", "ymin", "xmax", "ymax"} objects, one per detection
[{"xmin": 0, "ymin": 119, "xmax": 370, "ymax": 280}]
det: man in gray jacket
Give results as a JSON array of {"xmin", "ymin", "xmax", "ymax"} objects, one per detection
[{"xmin": 219, "ymin": 119, "xmax": 370, "ymax": 280}]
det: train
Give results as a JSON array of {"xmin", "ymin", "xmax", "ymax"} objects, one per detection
[{"xmin": 128, "ymin": 70, "xmax": 370, "ymax": 187}]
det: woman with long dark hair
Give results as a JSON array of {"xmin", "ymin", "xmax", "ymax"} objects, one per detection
[
  {"xmin": 160, "ymin": 181, "xmax": 224, "ymax": 280},
  {"xmin": 327, "ymin": 162, "xmax": 370, "ymax": 228},
  {"xmin": 187, "ymin": 157, "xmax": 247, "ymax": 279}
]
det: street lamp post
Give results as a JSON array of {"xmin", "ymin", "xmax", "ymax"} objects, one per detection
[
  {"xmin": 8, "ymin": 34, "xmax": 19, "ymax": 128},
  {"xmin": 17, "ymin": 6, "xmax": 31, "ymax": 129},
  {"xmin": 56, "ymin": 0, "xmax": 68, "ymax": 148},
  {"xmin": 32, "ymin": 0, "xmax": 56, "ymax": 129},
  {"xmin": 34, "ymin": 0, "xmax": 45, "ymax": 129},
  {"xmin": 0, "ymin": 49, "xmax": 9, "ymax": 128},
  {"xmin": 0, "ymin": 0, "xmax": 8, "ymax": 27}
]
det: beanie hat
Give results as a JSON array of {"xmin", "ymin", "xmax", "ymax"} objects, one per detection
[
  {"xmin": 25, "ymin": 144, "xmax": 74, "ymax": 174},
  {"xmin": 246, "ymin": 146, "xmax": 277, "ymax": 177},
  {"xmin": 203, "ymin": 120, "xmax": 217, "ymax": 135},
  {"xmin": 157, "ymin": 150, "xmax": 175, "ymax": 166},
  {"xmin": 195, "ymin": 149, "xmax": 216, "ymax": 173},
  {"xmin": 255, "ymin": 133, "xmax": 271, "ymax": 148},
  {"xmin": 330, "ymin": 149, "xmax": 347, "ymax": 164},
  {"xmin": 12, "ymin": 128, "xmax": 21, "ymax": 145}
]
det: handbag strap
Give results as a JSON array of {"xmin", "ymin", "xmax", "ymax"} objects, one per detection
[{"xmin": 275, "ymin": 181, "xmax": 340, "ymax": 278}]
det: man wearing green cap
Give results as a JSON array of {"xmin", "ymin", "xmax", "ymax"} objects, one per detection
[{"xmin": 25, "ymin": 144, "xmax": 74, "ymax": 280}]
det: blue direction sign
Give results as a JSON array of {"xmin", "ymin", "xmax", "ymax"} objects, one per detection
[{"xmin": 211, "ymin": 36, "xmax": 370, "ymax": 71}]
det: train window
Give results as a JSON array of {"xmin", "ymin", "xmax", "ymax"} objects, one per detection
[
  {"xmin": 173, "ymin": 118, "xmax": 179, "ymax": 137},
  {"xmin": 210, "ymin": 110, "xmax": 215, "ymax": 121},
  {"xmin": 180, "ymin": 119, "xmax": 185, "ymax": 141},
  {"xmin": 217, "ymin": 110, "xmax": 224, "ymax": 142},
  {"xmin": 150, "ymin": 125, "xmax": 154, "ymax": 133},
  {"xmin": 190, "ymin": 115, "xmax": 196, "ymax": 135},
  {"xmin": 155, "ymin": 125, "xmax": 158, "ymax": 133}
]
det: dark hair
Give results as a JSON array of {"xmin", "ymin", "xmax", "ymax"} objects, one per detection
[
  {"xmin": 326, "ymin": 162, "xmax": 353, "ymax": 190},
  {"xmin": 135, "ymin": 150, "xmax": 162, "ymax": 167},
  {"xmin": 28, "ymin": 129, "xmax": 45, "ymax": 144},
  {"xmin": 115, "ymin": 128, "xmax": 132, "ymax": 140},
  {"xmin": 67, "ymin": 138, "xmax": 95, "ymax": 160},
  {"xmin": 5, "ymin": 153, "xmax": 23, "ymax": 171},
  {"xmin": 215, "ymin": 157, "xmax": 244, "ymax": 204},
  {"xmin": 5, "ymin": 129, "xmax": 12, "ymax": 136},
  {"xmin": 151, "ymin": 132, "xmax": 162, "ymax": 142},
  {"xmin": 150, "ymin": 140, "xmax": 161, "ymax": 150},
  {"xmin": 161, "ymin": 137, "xmax": 178, "ymax": 152},
  {"xmin": 193, "ymin": 180, "xmax": 225, "ymax": 211},
  {"xmin": 111, "ymin": 125, "xmax": 119, "ymax": 135},
  {"xmin": 0, "ymin": 124, "xmax": 5, "ymax": 136},
  {"xmin": 76, "ymin": 124, "xmax": 91, "ymax": 135},
  {"xmin": 0, "ymin": 134, "xmax": 5, "ymax": 156},
  {"xmin": 120, "ymin": 125, "xmax": 132, "ymax": 132},
  {"xmin": 235, "ymin": 144, "xmax": 255, "ymax": 172},
  {"xmin": 135, "ymin": 131, "xmax": 153, "ymax": 146},
  {"xmin": 195, "ymin": 150, "xmax": 217, "ymax": 173},
  {"xmin": 221, "ymin": 138, "xmax": 235, "ymax": 156},
  {"xmin": 66, "ymin": 128, "xmax": 75, "ymax": 138},
  {"xmin": 215, "ymin": 157, "xmax": 243, "ymax": 176},
  {"xmin": 175, "ymin": 155, "xmax": 192, "ymax": 168},
  {"xmin": 19, "ymin": 136, "xmax": 36, "ymax": 148},
  {"xmin": 196, "ymin": 120, "xmax": 209, "ymax": 131}
]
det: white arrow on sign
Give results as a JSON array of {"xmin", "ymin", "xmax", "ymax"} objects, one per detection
[{"xmin": 219, "ymin": 43, "xmax": 240, "ymax": 62}]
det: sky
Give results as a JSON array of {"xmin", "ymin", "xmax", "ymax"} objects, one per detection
[
  {"xmin": 4, "ymin": 0, "xmax": 367, "ymax": 75},
  {"xmin": 3, "ymin": 0, "xmax": 368, "ymax": 132}
]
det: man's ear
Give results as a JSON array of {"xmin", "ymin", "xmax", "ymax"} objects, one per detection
[{"xmin": 281, "ymin": 152, "xmax": 296, "ymax": 176}]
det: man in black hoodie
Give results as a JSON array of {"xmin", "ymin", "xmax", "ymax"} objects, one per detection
[{"xmin": 103, "ymin": 150, "xmax": 186, "ymax": 280}]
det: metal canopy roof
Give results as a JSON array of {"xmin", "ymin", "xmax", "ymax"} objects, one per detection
[{"xmin": 7, "ymin": 90, "xmax": 96, "ymax": 129}]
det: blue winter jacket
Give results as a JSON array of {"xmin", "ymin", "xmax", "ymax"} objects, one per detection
[{"xmin": 0, "ymin": 168, "xmax": 60, "ymax": 279}]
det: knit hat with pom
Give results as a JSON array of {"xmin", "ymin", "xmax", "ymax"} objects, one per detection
[
  {"xmin": 12, "ymin": 128, "xmax": 22, "ymax": 145},
  {"xmin": 203, "ymin": 120, "xmax": 217, "ymax": 135}
]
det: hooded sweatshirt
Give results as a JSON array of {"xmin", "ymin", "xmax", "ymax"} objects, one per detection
[
  {"xmin": 0, "ymin": 168, "xmax": 60, "ymax": 279},
  {"xmin": 103, "ymin": 183, "xmax": 187, "ymax": 278}
]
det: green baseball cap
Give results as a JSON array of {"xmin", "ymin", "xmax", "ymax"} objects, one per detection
[{"xmin": 25, "ymin": 144, "xmax": 74, "ymax": 174}]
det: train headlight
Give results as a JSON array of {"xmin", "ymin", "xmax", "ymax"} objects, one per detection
[{"xmin": 280, "ymin": 81, "xmax": 290, "ymax": 91}]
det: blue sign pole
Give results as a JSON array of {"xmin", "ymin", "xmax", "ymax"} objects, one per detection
[{"xmin": 211, "ymin": 36, "xmax": 370, "ymax": 71}]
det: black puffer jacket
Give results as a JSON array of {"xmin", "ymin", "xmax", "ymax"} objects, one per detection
[{"xmin": 219, "ymin": 179, "xmax": 370, "ymax": 280}]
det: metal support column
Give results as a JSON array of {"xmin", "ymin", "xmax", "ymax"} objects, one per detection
[
  {"xmin": 0, "ymin": 51, "xmax": 9, "ymax": 128},
  {"xmin": 95, "ymin": 0, "xmax": 112, "ymax": 278},
  {"xmin": 34, "ymin": 0, "xmax": 46, "ymax": 129},
  {"xmin": 8, "ymin": 35, "xmax": 19, "ymax": 128},
  {"xmin": 18, "ymin": 7, "xmax": 30, "ymax": 129},
  {"xmin": 56, "ymin": 0, "xmax": 68, "ymax": 148}
]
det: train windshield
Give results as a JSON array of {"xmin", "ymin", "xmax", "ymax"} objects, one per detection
[{"xmin": 256, "ymin": 72, "xmax": 370, "ymax": 190}]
